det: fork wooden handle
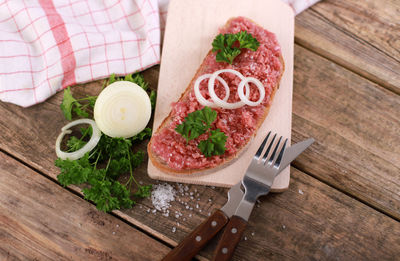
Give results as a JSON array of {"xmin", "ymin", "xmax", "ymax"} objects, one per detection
[
  {"xmin": 162, "ymin": 209, "xmax": 229, "ymax": 261},
  {"xmin": 212, "ymin": 215, "xmax": 247, "ymax": 261}
]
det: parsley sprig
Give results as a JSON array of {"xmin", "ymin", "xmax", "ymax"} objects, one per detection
[
  {"xmin": 56, "ymin": 73, "xmax": 154, "ymax": 212},
  {"xmin": 175, "ymin": 107, "xmax": 227, "ymax": 157},
  {"xmin": 212, "ymin": 31, "xmax": 260, "ymax": 64}
]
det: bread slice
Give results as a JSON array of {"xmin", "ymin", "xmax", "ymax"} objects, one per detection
[{"xmin": 148, "ymin": 17, "xmax": 285, "ymax": 175}]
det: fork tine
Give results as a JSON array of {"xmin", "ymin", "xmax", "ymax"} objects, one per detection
[
  {"xmin": 262, "ymin": 133, "xmax": 277, "ymax": 163},
  {"xmin": 255, "ymin": 131, "xmax": 271, "ymax": 160},
  {"xmin": 274, "ymin": 138, "xmax": 288, "ymax": 168},
  {"xmin": 267, "ymin": 136, "xmax": 282, "ymax": 165}
]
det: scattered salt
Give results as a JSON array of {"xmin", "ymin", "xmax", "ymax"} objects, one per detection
[
  {"xmin": 112, "ymin": 231, "xmax": 116, "ymax": 235},
  {"xmin": 282, "ymin": 225, "xmax": 286, "ymax": 229},
  {"xmin": 184, "ymin": 185, "xmax": 189, "ymax": 191},
  {"xmin": 116, "ymin": 224, "xmax": 119, "ymax": 228},
  {"xmin": 175, "ymin": 214, "xmax": 180, "ymax": 219},
  {"xmin": 196, "ymin": 203, "xmax": 199, "ymax": 209},
  {"xmin": 146, "ymin": 209, "xmax": 150, "ymax": 213},
  {"xmin": 172, "ymin": 227, "xmax": 176, "ymax": 233},
  {"xmin": 189, "ymin": 214, "xmax": 192, "ymax": 218},
  {"xmin": 208, "ymin": 198, "xmax": 212, "ymax": 202},
  {"xmin": 190, "ymin": 192, "xmax": 194, "ymax": 196},
  {"xmin": 244, "ymin": 237, "xmax": 248, "ymax": 241},
  {"xmin": 298, "ymin": 189, "xmax": 304, "ymax": 195},
  {"xmin": 183, "ymin": 218, "xmax": 186, "ymax": 221},
  {"xmin": 186, "ymin": 205, "xmax": 189, "ymax": 209},
  {"xmin": 251, "ymin": 232, "xmax": 255, "ymax": 236},
  {"xmin": 197, "ymin": 198, "xmax": 201, "ymax": 201},
  {"xmin": 151, "ymin": 183, "xmax": 176, "ymax": 213}
]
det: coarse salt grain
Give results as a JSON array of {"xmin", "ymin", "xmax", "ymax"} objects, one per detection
[
  {"xmin": 151, "ymin": 183, "xmax": 176, "ymax": 213},
  {"xmin": 298, "ymin": 189, "xmax": 304, "ymax": 195}
]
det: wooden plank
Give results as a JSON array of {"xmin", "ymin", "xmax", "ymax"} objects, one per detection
[
  {"xmin": 0, "ymin": 62, "xmax": 399, "ymax": 260},
  {"xmin": 292, "ymin": 45, "xmax": 400, "ymax": 219},
  {"xmin": 0, "ymin": 151, "xmax": 170, "ymax": 260},
  {"xmin": 295, "ymin": 0, "xmax": 400, "ymax": 94}
]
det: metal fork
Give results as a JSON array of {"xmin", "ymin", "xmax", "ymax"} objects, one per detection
[
  {"xmin": 212, "ymin": 132, "xmax": 287, "ymax": 261},
  {"xmin": 235, "ymin": 131, "xmax": 288, "ymax": 220}
]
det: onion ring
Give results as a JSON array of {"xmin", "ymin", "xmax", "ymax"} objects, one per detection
[
  {"xmin": 237, "ymin": 77, "xmax": 265, "ymax": 107},
  {"xmin": 208, "ymin": 69, "xmax": 250, "ymax": 109},
  {"xmin": 55, "ymin": 119, "xmax": 101, "ymax": 160},
  {"xmin": 193, "ymin": 74, "xmax": 230, "ymax": 108}
]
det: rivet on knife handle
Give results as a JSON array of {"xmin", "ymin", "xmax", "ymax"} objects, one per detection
[
  {"xmin": 162, "ymin": 209, "xmax": 229, "ymax": 261},
  {"xmin": 212, "ymin": 215, "xmax": 247, "ymax": 261}
]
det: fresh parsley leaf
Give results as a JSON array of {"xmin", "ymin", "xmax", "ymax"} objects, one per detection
[
  {"xmin": 134, "ymin": 184, "xmax": 152, "ymax": 198},
  {"xmin": 198, "ymin": 129, "xmax": 227, "ymax": 157},
  {"xmin": 108, "ymin": 73, "xmax": 118, "ymax": 84},
  {"xmin": 107, "ymin": 157, "xmax": 130, "ymax": 179},
  {"xmin": 130, "ymin": 127, "xmax": 152, "ymax": 143},
  {"xmin": 67, "ymin": 136, "xmax": 87, "ymax": 152},
  {"xmin": 72, "ymin": 105, "xmax": 89, "ymax": 118},
  {"xmin": 150, "ymin": 90, "xmax": 156, "ymax": 110},
  {"xmin": 55, "ymin": 153, "xmax": 92, "ymax": 186},
  {"xmin": 212, "ymin": 31, "xmax": 260, "ymax": 64},
  {"xmin": 130, "ymin": 150, "xmax": 145, "ymax": 168},
  {"xmin": 175, "ymin": 106, "xmax": 217, "ymax": 141},
  {"xmin": 60, "ymin": 87, "xmax": 78, "ymax": 120}
]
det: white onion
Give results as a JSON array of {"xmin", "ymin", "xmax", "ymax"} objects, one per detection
[
  {"xmin": 237, "ymin": 77, "xmax": 265, "ymax": 106},
  {"xmin": 208, "ymin": 69, "xmax": 250, "ymax": 109},
  {"xmin": 94, "ymin": 81, "xmax": 151, "ymax": 138},
  {"xmin": 193, "ymin": 74, "xmax": 230, "ymax": 107},
  {"xmin": 55, "ymin": 119, "xmax": 101, "ymax": 160}
]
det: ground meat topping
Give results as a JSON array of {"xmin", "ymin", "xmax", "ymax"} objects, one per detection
[{"xmin": 151, "ymin": 17, "xmax": 283, "ymax": 170}]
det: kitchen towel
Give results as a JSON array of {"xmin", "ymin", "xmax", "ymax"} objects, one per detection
[{"xmin": 0, "ymin": 0, "xmax": 320, "ymax": 107}]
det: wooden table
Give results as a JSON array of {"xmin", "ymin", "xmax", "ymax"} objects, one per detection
[{"xmin": 1, "ymin": 0, "xmax": 399, "ymax": 260}]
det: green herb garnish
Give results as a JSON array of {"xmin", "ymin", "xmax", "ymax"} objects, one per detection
[
  {"xmin": 212, "ymin": 31, "xmax": 260, "ymax": 64},
  {"xmin": 56, "ymin": 73, "xmax": 154, "ymax": 212},
  {"xmin": 175, "ymin": 107, "xmax": 227, "ymax": 157}
]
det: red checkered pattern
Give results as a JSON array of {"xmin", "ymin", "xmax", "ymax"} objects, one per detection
[
  {"xmin": 0, "ymin": 0, "xmax": 318, "ymax": 107},
  {"xmin": 0, "ymin": 0, "xmax": 161, "ymax": 107}
]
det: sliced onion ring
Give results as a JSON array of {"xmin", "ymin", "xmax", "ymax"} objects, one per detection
[
  {"xmin": 55, "ymin": 119, "xmax": 101, "ymax": 160},
  {"xmin": 237, "ymin": 77, "xmax": 265, "ymax": 106},
  {"xmin": 194, "ymin": 74, "xmax": 230, "ymax": 108},
  {"xmin": 208, "ymin": 69, "xmax": 250, "ymax": 109}
]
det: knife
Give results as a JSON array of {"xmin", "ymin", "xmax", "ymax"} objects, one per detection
[
  {"xmin": 212, "ymin": 137, "xmax": 314, "ymax": 260},
  {"xmin": 162, "ymin": 138, "xmax": 314, "ymax": 261}
]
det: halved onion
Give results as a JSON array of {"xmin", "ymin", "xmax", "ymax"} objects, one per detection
[
  {"xmin": 207, "ymin": 69, "xmax": 250, "ymax": 109},
  {"xmin": 193, "ymin": 74, "xmax": 230, "ymax": 107},
  {"xmin": 237, "ymin": 77, "xmax": 265, "ymax": 107},
  {"xmin": 55, "ymin": 119, "xmax": 101, "ymax": 160},
  {"xmin": 94, "ymin": 81, "xmax": 151, "ymax": 138}
]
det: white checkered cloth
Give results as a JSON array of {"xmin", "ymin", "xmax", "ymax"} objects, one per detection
[{"xmin": 0, "ymin": 0, "xmax": 319, "ymax": 107}]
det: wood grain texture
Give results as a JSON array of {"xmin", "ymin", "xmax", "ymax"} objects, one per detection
[
  {"xmin": 0, "ymin": 63, "xmax": 399, "ymax": 260},
  {"xmin": 292, "ymin": 45, "xmax": 400, "ymax": 219},
  {"xmin": 0, "ymin": 152, "xmax": 170, "ymax": 261},
  {"xmin": 295, "ymin": 0, "xmax": 400, "ymax": 94}
]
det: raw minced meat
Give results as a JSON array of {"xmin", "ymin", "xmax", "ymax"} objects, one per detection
[{"xmin": 151, "ymin": 17, "xmax": 283, "ymax": 170}]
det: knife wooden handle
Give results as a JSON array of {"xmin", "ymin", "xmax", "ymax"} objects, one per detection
[
  {"xmin": 162, "ymin": 209, "xmax": 229, "ymax": 261},
  {"xmin": 212, "ymin": 215, "xmax": 247, "ymax": 261}
]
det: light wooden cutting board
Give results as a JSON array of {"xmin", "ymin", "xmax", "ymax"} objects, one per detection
[{"xmin": 148, "ymin": 0, "xmax": 294, "ymax": 191}]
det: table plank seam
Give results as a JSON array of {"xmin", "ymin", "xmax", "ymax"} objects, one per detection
[
  {"xmin": 292, "ymin": 163, "xmax": 400, "ymax": 222},
  {"xmin": 295, "ymin": 10, "xmax": 400, "ymax": 96}
]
